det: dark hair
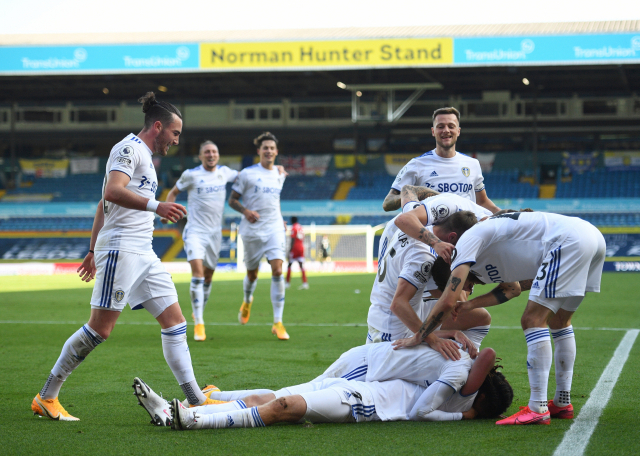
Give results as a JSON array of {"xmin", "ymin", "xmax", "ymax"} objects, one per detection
[
  {"xmin": 431, "ymin": 257, "xmax": 451, "ymax": 292},
  {"xmin": 474, "ymin": 363, "xmax": 514, "ymax": 419},
  {"xmin": 138, "ymin": 92, "xmax": 182, "ymax": 129},
  {"xmin": 254, "ymin": 131, "xmax": 278, "ymax": 148},
  {"xmin": 291, "ymin": 216, "xmax": 298, "ymax": 224},
  {"xmin": 439, "ymin": 211, "xmax": 477, "ymax": 239},
  {"xmin": 432, "ymin": 107, "xmax": 461, "ymax": 123}
]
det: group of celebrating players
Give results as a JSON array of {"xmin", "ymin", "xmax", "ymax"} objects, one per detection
[{"xmin": 31, "ymin": 94, "xmax": 604, "ymax": 430}]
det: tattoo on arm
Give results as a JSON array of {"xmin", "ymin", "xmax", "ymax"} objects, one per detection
[
  {"xmin": 417, "ymin": 228, "xmax": 442, "ymax": 247},
  {"xmin": 450, "ymin": 277, "xmax": 461, "ymax": 291},
  {"xmin": 401, "ymin": 185, "xmax": 439, "ymax": 203},
  {"xmin": 383, "ymin": 189, "xmax": 401, "ymax": 211},
  {"xmin": 228, "ymin": 192, "xmax": 246, "ymax": 214},
  {"xmin": 490, "ymin": 286, "xmax": 509, "ymax": 304},
  {"xmin": 419, "ymin": 311, "xmax": 444, "ymax": 341}
]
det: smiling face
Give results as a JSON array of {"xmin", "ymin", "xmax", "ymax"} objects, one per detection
[
  {"xmin": 257, "ymin": 139, "xmax": 278, "ymax": 168},
  {"xmin": 431, "ymin": 113, "xmax": 460, "ymax": 152},
  {"xmin": 199, "ymin": 143, "xmax": 219, "ymax": 171},
  {"xmin": 153, "ymin": 114, "xmax": 182, "ymax": 156}
]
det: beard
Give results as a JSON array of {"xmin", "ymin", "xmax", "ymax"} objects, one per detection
[
  {"xmin": 436, "ymin": 136, "xmax": 457, "ymax": 151},
  {"xmin": 154, "ymin": 137, "xmax": 170, "ymax": 155}
]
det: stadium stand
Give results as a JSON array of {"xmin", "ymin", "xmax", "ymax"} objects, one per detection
[
  {"xmin": 556, "ymin": 169, "xmax": 640, "ymax": 198},
  {"xmin": 346, "ymin": 171, "xmax": 395, "ymax": 200},
  {"xmin": 481, "ymin": 169, "xmax": 539, "ymax": 199},
  {"xmin": 280, "ymin": 172, "xmax": 341, "ymax": 200},
  {"xmin": 4, "ymin": 174, "xmax": 103, "ymax": 202}
]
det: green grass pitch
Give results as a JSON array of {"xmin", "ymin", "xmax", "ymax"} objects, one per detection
[{"xmin": 1, "ymin": 272, "xmax": 639, "ymax": 456}]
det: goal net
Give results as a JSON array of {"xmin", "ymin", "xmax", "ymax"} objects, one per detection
[{"xmin": 236, "ymin": 223, "xmax": 384, "ymax": 273}]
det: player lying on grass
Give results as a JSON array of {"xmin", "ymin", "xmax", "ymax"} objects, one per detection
[
  {"xmin": 393, "ymin": 211, "xmax": 606, "ymax": 425},
  {"xmin": 134, "ymin": 343, "xmax": 512, "ymax": 428}
]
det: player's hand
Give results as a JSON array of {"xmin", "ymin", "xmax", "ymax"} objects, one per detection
[
  {"xmin": 433, "ymin": 242, "xmax": 455, "ymax": 264},
  {"xmin": 453, "ymin": 330, "xmax": 477, "ymax": 359},
  {"xmin": 451, "ymin": 300, "xmax": 474, "ymax": 321},
  {"xmin": 276, "ymin": 165, "xmax": 289, "ymax": 176},
  {"xmin": 77, "ymin": 252, "xmax": 97, "ymax": 282},
  {"xmin": 424, "ymin": 334, "xmax": 461, "ymax": 360},
  {"xmin": 462, "ymin": 408, "xmax": 478, "ymax": 420},
  {"xmin": 392, "ymin": 334, "xmax": 421, "ymax": 350},
  {"xmin": 156, "ymin": 202, "xmax": 187, "ymax": 223},
  {"xmin": 244, "ymin": 210, "xmax": 260, "ymax": 223}
]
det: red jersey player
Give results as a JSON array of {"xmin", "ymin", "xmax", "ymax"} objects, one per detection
[{"xmin": 286, "ymin": 217, "xmax": 308, "ymax": 289}]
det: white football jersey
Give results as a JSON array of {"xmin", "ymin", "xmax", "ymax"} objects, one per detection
[
  {"xmin": 451, "ymin": 211, "xmax": 585, "ymax": 285},
  {"xmin": 419, "ymin": 193, "xmax": 493, "ymax": 225},
  {"xmin": 232, "ymin": 163, "xmax": 286, "ymax": 240},
  {"xmin": 176, "ymin": 164, "xmax": 238, "ymax": 233},
  {"xmin": 96, "ymin": 134, "xmax": 157, "ymax": 254},
  {"xmin": 368, "ymin": 228, "xmax": 437, "ymax": 336},
  {"xmin": 392, "ymin": 150, "xmax": 485, "ymax": 202}
]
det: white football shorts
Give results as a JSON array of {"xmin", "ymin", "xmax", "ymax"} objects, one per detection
[
  {"xmin": 90, "ymin": 250, "xmax": 178, "ymax": 317},
  {"xmin": 275, "ymin": 377, "xmax": 376, "ymax": 423},
  {"xmin": 529, "ymin": 222, "xmax": 606, "ymax": 312},
  {"xmin": 183, "ymin": 228, "xmax": 222, "ymax": 269},
  {"xmin": 242, "ymin": 231, "xmax": 286, "ymax": 271}
]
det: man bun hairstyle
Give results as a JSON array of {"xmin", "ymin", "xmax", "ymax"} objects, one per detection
[
  {"xmin": 432, "ymin": 106, "xmax": 461, "ymax": 124},
  {"xmin": 138, "ymin": 92, "xmax": 182, "ymax": 129},
  {"xmin": 475, "ymin": 362, "xmax": 514, "ymax": 419},
  {"xmin": 254, "ymin": 131, "xmax": 278, "ymax": 148}
]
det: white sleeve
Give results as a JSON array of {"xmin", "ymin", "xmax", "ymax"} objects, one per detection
[
  {"xmin": 421, "ymin": 198, "xmax": 458, "ymax": 226},
  {"xmin": 409, "ymin": 382, "xmax": 462, "ymax": 421},
  {"xmin": 109, "ymin": 144, "xmax": 140, "ymax": 178},
  {"xmin": 473, "ymin": 161, "xmax": 485, "ymax": 192},
  {"xmin": 231, "ymin": 170, "xmax": 247, "ymax": 195},
  {"xmin": 450, "ymin": 234, "xmax": 484, "ymax": 271},
  {"xmin": 391, "ymin": 160, "xmax": 418, "ymax": 192},
  {"xmin": 175, "ymin": 170, "xmax": 192, "ymax": 192},
  {"xmin": 399, "ymin": 247, "xmax": 436, "ymax": 290},
  {"xmin": 225, "ymin": 167, "xmax": 239, "ymax": 183}
]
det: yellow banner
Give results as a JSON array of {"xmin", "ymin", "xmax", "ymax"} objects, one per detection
[
  {"xmin": 201, "ymin": 38, "xmax": 453, "ymax": 70},
  {"xmin": 19, "ymin": 159, "xmax": 69, "ymax": 178}
]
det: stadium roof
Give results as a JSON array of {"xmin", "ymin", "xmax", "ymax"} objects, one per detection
[{"xmin": 2, "ymin": 20, "xmax": 639, "ymax": 46}]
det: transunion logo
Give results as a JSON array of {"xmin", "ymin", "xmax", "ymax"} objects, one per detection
[
  {"xmin": 574, "ymin": 36, "xmax": 640, "ymax": 59},
  {"xmin": 21, "ymin": 47, "xmax": 87, "ymax": 69},
  {"xmin": 464, "ymin": 39, "xmax": 535, "ymax": 62},
  {"xmin": 123, "ymin": 46, "xmax": 191, "ymax": 68}
]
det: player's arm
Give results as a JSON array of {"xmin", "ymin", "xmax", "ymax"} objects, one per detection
[
  {"xmin": 104, "ymin": 171, "xmax": 186, "ymax": 222},
  {"xmin": 228, "ymin": 190, "xmax": 260, "ymax": 223},
  {"xmin": 453, "ymin": 281, "xmax": 522, "ymax": 317},
  {"xmin": 160, "ymin": 185, "xmax": 181, "ymax": 224},
  {"xmin": 400, "ymin": 185, "xmax": 439, "ymax": 207},
  {"xmin": 382, "ymin": 188, "xmax": 402, "ymax": 212},
  {"xmin": 390, "ymin": 278, "xmax": 431, "ymax": 334},
  {"xmin": 393, "ymin": 264, "xmax": 471, "ymax": 350},
  {"xmin": 409, "ymin": 381, "xmax": 460, "ymax": 421},
  {"xmin": 474, "ymin": 189, "xmax": 500, "ymax": 214},
  {"xmin": 395, "ymin": 206, "xmax": 455, "ymax": 263},
  {"xmin": 77, "ymin": 199, "xmax": 105, "ymax": 282}
]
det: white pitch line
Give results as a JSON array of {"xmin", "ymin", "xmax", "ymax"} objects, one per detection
[{"xmin": 553, "ymin": 329, "xmax": 639, "ymax": 456}]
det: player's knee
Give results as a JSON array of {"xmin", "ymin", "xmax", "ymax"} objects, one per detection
[{"xmin": 272, "ymin": 397, "xmax": 290, "ymax": 413}]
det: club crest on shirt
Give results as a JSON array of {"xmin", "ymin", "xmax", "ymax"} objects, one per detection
[
  {"xmin": 119, "ymin": 145, "xmax": 134, "ymax": 157},
  {"xmin": 114, "ymin": 290, "xmax": 125, "ymax": 302},
  {"xmin": 461, "ymin": 167, "xmax": 470, "ymax": 177}
]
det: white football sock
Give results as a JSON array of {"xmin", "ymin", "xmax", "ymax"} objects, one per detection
[
  {"xmin": 199, "ymin": 407, "xmax": 265, "ymax": 429},
  {"xmin": 190, "ymin": 278, "xmax": 205, "ymax": 325},
  {"xmin": 203, "ymin": 281, "xmax": 212, "ymax": 310},
  {"xmin": 551, "ymin": 326, "xmax": 576, "ymax": 406},
  {"xmin": 42, "ymin": 324, "xmax": 104, "ymax": 399},
  {"xmin": 192, "ymin": 399, "xmax": 249, "ymax": 415},
  {"xmin": 271, "ymin": 275, "xmax": 285, "ymax": 323},
  {"xmin": 160, "ymin": 322, "xmax": 206, "ymax": 405},
  {"xmin": 524, "ymin": 327, "xmax": 552, "ymax": 414},
  {"xmin": 243, "ymin": 276, "xmax": 257, "ymax": 302}
]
